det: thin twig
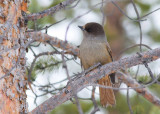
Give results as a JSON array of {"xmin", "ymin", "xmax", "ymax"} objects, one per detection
[
  {"xmin": 127, "ymin": 86, "xmax": 133, "ymax": 114},
  {"xmin": 130, "ymin": 0, "xmax": 143, "ymax": 52},
  {"xmin": 68, "ymin": 0, "xmax": 81, "ymax": 9},
  {"xmin": 61, "ymin": 51, "xmax": 83, "ymax": 114},
  {"xmin": 26, "ymin": 18, "xmax": 66, "ymax": 32},
  {"xmin": 136, "ymin": 52, "xmax": 154, "ymax": 80},
  {"xmin": 101, "ymin": 0, "xmax": 105, "ymax": 26},
  {"xmin": 116, "ymin": 43, "xmax": 152, "ymax": 59},
  {"xmin": 141, "ymin": 7, "xmax": 160, "ymax": 19},
  {"xmin": 111, "ymin": 1, "xmax": 146, "ymax": 22},
  {"xmin": 28, "ymin": 51, "xmax": 60, "ymax": 83},
  {"xmin": 91, "ymin": 87, "xmax": 100, "ymax": 114}
]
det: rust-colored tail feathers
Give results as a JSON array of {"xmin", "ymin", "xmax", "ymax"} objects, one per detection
[{"xmin": 98, "ymin": 75, "xmax": 116, "ymax": 107}]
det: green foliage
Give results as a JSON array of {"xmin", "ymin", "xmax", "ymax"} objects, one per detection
[
  {"xmin": 150, "ymin": 106, "xmax": 160, "ymax": 114},
  {"xmin": 108, "ymin": 93, "xmax": 129, "ymax": 114},
  {"xmin": 34, "ymin": 56, "xmax": 60, "ymax": 73},
  {"xmin": 108, "ymin": 92, "xmax": 160, "ymax": 114},
  {"xmin": 50, "ymin": 100, "xmax": 93, "ymax": 114},
  {"xmin": 49, "ymin": 91, "xmax": 160, "ymax": 114},
  {"xmin": 29, "ymin": 55, "xmax": 61, "ymax": 81},
  {"xmin": 27, "ymin": 15, "xmax": 56, "ymax": 30},
  {"xmin": 27, "ymin": 0, "xmax": 66, "ymax": 29},
  {"xmin": 148, "ymin": 29, "xmax": 160, "ymax": 43},
  {"xmin": 137, "ymin": 75, "xmax": 151, "ymax": 84},
  {"xmin": 149, "ymin": 84, "xmax": 160, "ymax": 97},
  {"xmin": 135, "ymin": 1, "xmax": 151, "ymax": 13},
  {"xmin": 26, "ymin": 67, "xmax": 37, "ymax": 81},
  {"xmin": 28, "ymin": 0, "xmax": 41, "ymax": 13},
  {"xmin": 131, "ymin": 96, "xmax": 152, "ymax": 114}
]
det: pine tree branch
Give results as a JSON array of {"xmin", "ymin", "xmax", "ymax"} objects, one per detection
[
  {"xmin": 26, "ymin": 32, "xmax": 79, "ymax": 57},
  {"xmin": 25, "ymin": 0, "xmax": 77, "ymax": 20},
  {"xmin": 30, "ymin": 47, "xmax": 160, "ymax": 114}
]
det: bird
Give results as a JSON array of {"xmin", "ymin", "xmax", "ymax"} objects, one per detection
[{"xmin": 78, "ymin": 22, "xmax": 116, "ymax": 107}]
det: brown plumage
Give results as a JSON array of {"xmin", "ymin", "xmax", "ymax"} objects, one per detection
[{"xmin": 79, "ymin": 22, "xmax": 116, "ymax": 107}]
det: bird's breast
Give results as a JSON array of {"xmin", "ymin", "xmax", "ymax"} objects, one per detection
[{"xmin": 80, "ymin": 40, "xmax": 111, "ymax": 70}]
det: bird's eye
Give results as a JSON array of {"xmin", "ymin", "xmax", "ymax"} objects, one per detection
[{"xmin": 85, "ymin": 28, "xmax": 91, "ymax": 32}]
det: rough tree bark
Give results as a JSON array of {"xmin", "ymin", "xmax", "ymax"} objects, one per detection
[{"xmin": 0, "ymin": 0, "xmax": 28, "ymax": 113}]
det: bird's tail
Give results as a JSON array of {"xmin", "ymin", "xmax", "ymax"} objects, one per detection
[{"xmin": 98, "ymin": 75, "xmax": 116, "ymax": 107}]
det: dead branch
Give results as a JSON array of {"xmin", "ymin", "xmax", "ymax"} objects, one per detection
[
  {"xmin": 30, "ymin": 47, "xmax": 160, "ymax": 114},
  {"xmin": 130, "ymin": 0, "xmax": 143, "ymax": 52},
  {"xmin": 25, "ymin": 0, "xmax": 77, "ymax": 20},
  {"xmin": 26, "ymin": 32, "xmax": 79, "ymax": 57},
  {"xmin": 118, "ymin": 72, "xmax": 160, "ymax": 108}
]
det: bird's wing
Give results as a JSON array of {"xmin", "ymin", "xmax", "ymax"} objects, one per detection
[
  {"xmin": 105, "ymin": 41, "xmax": 114, "ymax": 61},
  {"xmin": 104, "ymin": 41, "xmax": 116, "ymax": 84}
]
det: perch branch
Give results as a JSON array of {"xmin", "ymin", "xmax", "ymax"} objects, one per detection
[{"xmin": 30, "ymin": 47, "xmax": 160, "ymax": 114}]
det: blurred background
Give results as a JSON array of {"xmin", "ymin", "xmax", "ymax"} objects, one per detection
[{"xmin": 26, "ymin": 0, "xmax": 160, "ymax": 113}]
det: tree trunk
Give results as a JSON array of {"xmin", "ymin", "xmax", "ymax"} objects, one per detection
[
  {"xmin": 0, "ymin": 0, "xmax": 28, "ymax": 113},
  {"xmin": 104, "ymin": 2, "xmax": 126, "ymax": 59}
]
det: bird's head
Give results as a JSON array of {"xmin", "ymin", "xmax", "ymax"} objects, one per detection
[{"xmin": 78, "ymin": 22, "xmax": 105, "ymax": 38}]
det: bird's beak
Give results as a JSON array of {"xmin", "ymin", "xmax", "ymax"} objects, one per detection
[{"xmin": 78, "ymin": 26, "xmax": 85, "ymax": 31}]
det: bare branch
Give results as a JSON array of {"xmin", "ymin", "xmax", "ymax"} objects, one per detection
[
  {"xmin": 127, "ymin": 86, "xmax": 133, "ymax": 114},
  {"xmin": 116, "ymin": 43, "xmax": 152, "ymax": 59},
  {"xmin": 30, "ymin": 47, "xmax": 160, "ymax": 113},
  {"xmin": 25, "ymin": 32, "xmax": 79, "ymax": 57},
  {"xmin": 141, "ymin": 7, "xmax": 160, "ymax": 19},
  {"xmin": 130, "ymin": 0, "xmax": 143, "ymax": 52},
  {"xmin": 91, "ymin": 87, "xmax": 100, "ymax": 114},
  {"xmin": 111, "ymin": 1, "xmax": 146, "ymax": 22},
  {"xmin": 26, "ymin": 18, "xmax": 66, "ymax": 32},
  {"xmin": 118, "ymin": 72, "xmax": 160, "ymax": 107},
  {"xmin": 136, "ymin": 52, "xmax": 154, "ymax": 81},
  {"xmin": 25, "ymin": 0, "xmax": 77, "ymax": 20}
]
